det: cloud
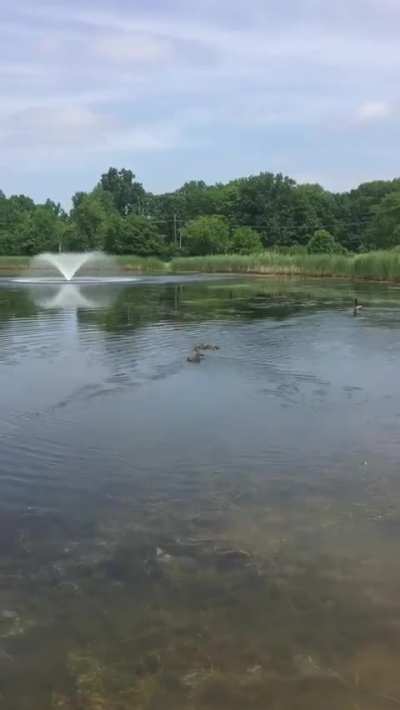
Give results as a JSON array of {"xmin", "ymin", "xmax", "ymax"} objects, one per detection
[
  {"xmin": 0, "ymin": 104, "xmax": 180, "ymax": 164},
  {"xmin": 1, "ymin": 0, "xmax": 400, "ymax": 201},
  {"xmin": 0, "ymin": 106, "xmax": 108, "ymax": 147},
  {"xmin": 94, "ymin": 34, "xmax": 173, "ymax": 64},
  {"xmin": 21, "ymin": 3, "xmax": 400, "ymax": 73},
  {"xmin": 357, "ymin": 101, "xmax": 393, "ymax": 122}
]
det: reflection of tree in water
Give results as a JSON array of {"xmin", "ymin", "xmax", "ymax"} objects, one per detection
[
  {"xmin": 76, "ymin": 280, "xmax": 364, "ymax": 334},
  {"xmin": 0, "ymin": 287, "xmax": 38, "ymax": 326},
  {"xmin": 3, "ymin": 279, "xmax": 399, "ymax": 335}
]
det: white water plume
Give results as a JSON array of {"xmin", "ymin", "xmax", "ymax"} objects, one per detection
[{"xmin": 32, "ymin": 251, "xmax": 112, "ymax": 281}]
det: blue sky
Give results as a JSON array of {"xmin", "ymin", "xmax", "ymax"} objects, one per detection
[{"xmin": 1, "ymin": 0, "xmax": 399, "ymax": 205}]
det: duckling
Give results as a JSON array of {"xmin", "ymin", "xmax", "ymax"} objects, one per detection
[
  {"xmin": 193, "ymin": 345, "xmax": 205, "ymax": 356},
  {"xmin": 196, "ymin": 343, "xmax": 220, "ymax": 351},
  {"xmin": 187, "ymin": 349, "xmax": 202, "ymax": 363},
  {"xmin": 353, "ymin": 298, "xmax": 363, "ymax": 316}
]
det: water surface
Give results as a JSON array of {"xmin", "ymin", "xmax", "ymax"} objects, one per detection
[{"xmin": 1, "ymin": 275, "xmax": 400, "ymax": 709}]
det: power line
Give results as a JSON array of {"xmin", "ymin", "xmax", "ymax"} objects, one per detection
[{"xmin": 142, "ymin": 216, "xmax": 375, "ymax": 230}]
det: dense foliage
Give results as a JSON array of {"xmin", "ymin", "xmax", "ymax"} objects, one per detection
[
  {"xmin": 307, "ymin": 229, "xmax": 343, "ymax": 254},
  {"xmin": 1, "ymin": 169, "xmax": 400, "ymax": 256}
]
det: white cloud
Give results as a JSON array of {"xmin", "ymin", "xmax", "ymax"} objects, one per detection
[
  {"xmin": 0, "ymin": 106, "xmax": 107, "ymax": 147},
  {"xmin": 94, "ymin": 34, "xmax": 173, "ymax": 64},
  {"xmin": 357, "ymin": 101, "xmax": 392, "ymax": 122},
  {"xmin": 1, "ymin": 0, "xmax": 400, "ymax": 200},
  {"xmin": 0, "ymin": 105, "xmax": 180, "ymax": 163},
  {"xmin": 21, "ymin": 3, "xmax": 400, "ymax": 73}
]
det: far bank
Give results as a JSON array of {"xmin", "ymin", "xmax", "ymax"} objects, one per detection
[{"xmin": 2, "ymin": 251, "xmax": 400, "ymax": 283}]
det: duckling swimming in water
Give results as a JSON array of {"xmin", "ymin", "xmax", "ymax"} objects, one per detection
[
  {"xmin": 353, "ymin": 298, "xmax": 363, "ymax": 316},
  {"xmin": 187, "ymin": 349, "xmax": 203, "ymax": 363},
  {"xmin": 196, "ymin": 343, "xmax": 220, "ymax": 351},
  {"xmin": 187, "ymin": 343, "xmax": 219, "ymax": 362}
]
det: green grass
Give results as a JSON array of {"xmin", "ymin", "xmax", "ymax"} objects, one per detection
[
  {"xmin": 116, "ymin": 255, "xmax": 166, "ymax": 272},
  {"xmin": 170, "ymin": 253, "xmax": 352, "ymax": 277},
  {"xmin": 0, "ymin": 255, "xmax": 166, "ymax": 274},
  {"xmin": 0, "ymin": 256, "xmax": 30, "ymax": 271},
  {"xmin": 351, "ymin": 250, "xmax": 400, "ymax": 282},
  {"xmin": 170, "ymin": 251, "xmax": 400, "ymax": 282},
  {"xmin": 3, "ymin": 251, "xmax": 400, "ymax": 282}
]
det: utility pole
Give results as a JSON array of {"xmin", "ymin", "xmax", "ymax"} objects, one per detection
[{"xmin": 173, "ymin": 213, "xmax": 177, "ymax": 246}]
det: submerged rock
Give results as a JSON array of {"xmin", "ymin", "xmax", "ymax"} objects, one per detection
[
  {"xmin": 1, "ymin": 610, "xmax": 18, "ymax": 620},
  {"xmin": 215, "ymin": 547, "xmax": 252, "ymax": 571},
  {"xmin": 51, "ymin": 693, "xmax": 73, "ymax": 709},
  {"xmin": 0, "ymin": 611, "xmax": 31, "ymax": 639},
  {"xmin": 136, "ymin": 651, "xmax": 161, "ymax": 676},
  {"xmin": 182, "ymin": 669, "xmax": 212, "ymax": 689},
  {"xmin": 0, "ymin": 645, "xmax": 13, "ymax": 664},
  {"xmin": 247, "ymin": 664, "xmax": 263, "ymax": 675},
  {"xmin": 156, "ymin": 547, "xmax": 173, "ymax": 564}
]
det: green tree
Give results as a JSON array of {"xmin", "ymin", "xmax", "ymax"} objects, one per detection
[
  {"xmin": 111, "ymin": 215, "xmax": 165, "ymax": 256},
  {"xmin": 3, "ymin": 170, "xmax": 400, "ymax": 257},
  {"xmin": 182, "ymin": 216, "xmax": 231, "ymax": 255},
  {"xmin": 307, "ymin": 229, "xmax": 340, "ymax": 254},
  {"xmin": 99, "ymin": 168, "xmax": 145, "ymax": 216},
  {"xmin": 0, "ymin": 194, "xmax": 35, "ymax": 254},
  {"xmin": 232, "ymin": 172, "xmax": 297, "ymax": 246},
  {"xmin": 0, "ymin": 231, "xmax": 15, "ymax": 255},
  {"xmin": 231, "ymin": 226, "xmax": 263, "ymax": 254},
  {"xmin": 366, "ymin": 191, "xmax": 400, "ymax": 249},
  {"xmin": 337, "ymin": 179, "xmax": 400, "ymax": 251},
  {"xmin": 71, "ymin": 191, "xmax": 86, "ymax": 210},
  {"xmin": 18, "ymin": 205, "xmax": 61, "ymax": 255},
  {"xmin": 69, "ymin": 193, "xmax": 116, "ymax": 251}
]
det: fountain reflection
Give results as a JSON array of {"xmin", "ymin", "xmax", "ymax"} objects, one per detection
[{"xmin": 29, "ymin": 283, "xmax": 121, "ymax": 310}]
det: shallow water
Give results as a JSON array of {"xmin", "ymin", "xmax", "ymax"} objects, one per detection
[{"xmin": 1, "ymin": 275, "xmax": 400, "ymax": 708}]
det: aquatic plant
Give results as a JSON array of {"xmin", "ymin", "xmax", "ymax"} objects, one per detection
[
  {"xmin": 5, "ymin": 250, "xmax": 400, "ymax": 282},
  {"xmin": 170, "ymin": 251, "xmax": 400, "ymax": 282}
]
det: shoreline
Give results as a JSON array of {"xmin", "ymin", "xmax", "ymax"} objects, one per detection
[{"xmin": 2, "ymin": 251, "xmax": 400, "ymax": 285}]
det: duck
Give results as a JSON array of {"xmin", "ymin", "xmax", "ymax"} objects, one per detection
[
  {"xmin": 353, "ymin": 298, "xmax": 363, "ymax": 316},
  {"xmin": 196, "ymin": 343, "xmax": 220, "ymax": 351},
  {"xmin": 187, "ymin": 349, "xmax": 203, "ymax": 363}
]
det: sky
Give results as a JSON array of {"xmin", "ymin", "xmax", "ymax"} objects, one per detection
[{"xmin": 1, "ymin": 0, "xmax": 399, "ymax": 205}]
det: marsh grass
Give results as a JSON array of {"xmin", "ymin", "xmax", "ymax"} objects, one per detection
[
  {"xmin": 3, "ymin": 250, "xmax": 400, "ymax": 282},
  {"xmin": 0, "ymin": 255, "xmax": 30, "ymax": 271},
  {"xmin": 170, "ymin": 251, "xmax": 400, "ymax": 282},
  {"xmin": 0, "ymin": 255, "xmax": 166, "ymax": 274},
  {"xmin": 116, "ymin": 255, "xmax": 166, "ymax": 272}
]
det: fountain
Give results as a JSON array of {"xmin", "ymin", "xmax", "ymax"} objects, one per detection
[
  {"xmin": 11, "ymin": 251, "xmax": 138, "ymax": 289},
  {"xmin": 11, "ymin": 250, "xmax": 138, "ymax": 287},
  {"xmin": 31, "ymin": 251, "xmax": 110, "ymax": 281}
]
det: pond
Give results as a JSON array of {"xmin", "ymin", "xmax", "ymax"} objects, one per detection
[{"xmin": 1, "ymin": 274, "xmax": 400, "ymax": 709}]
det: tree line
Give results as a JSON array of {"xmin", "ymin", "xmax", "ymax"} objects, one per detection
[{"xmin": 1, "ymin": 167, "xmax": 400, "ymax": 256}]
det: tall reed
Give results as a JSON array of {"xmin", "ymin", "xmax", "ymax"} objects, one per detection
[{"xmin": 169, "ymin": 251, "xmax": 400, "ymax": 282}]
